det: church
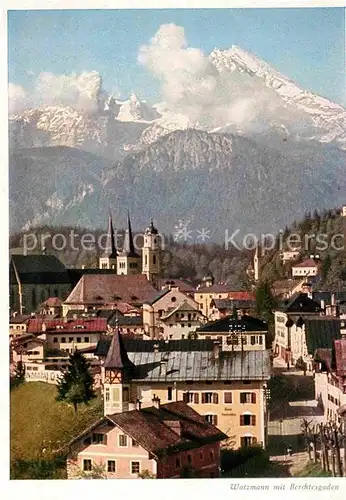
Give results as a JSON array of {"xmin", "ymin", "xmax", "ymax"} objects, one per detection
[{"xmin": 98, "ymin": 213, "xmax": 161, "ymax": 286}]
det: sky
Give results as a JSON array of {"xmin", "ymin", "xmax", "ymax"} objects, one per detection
[{"xmin": 7, "ymin": 8, "xmax": 346, "ymax": 110}]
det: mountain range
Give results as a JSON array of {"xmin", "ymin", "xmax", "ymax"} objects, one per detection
[{"xmin": 9, "ymin": 46, "xmax": 346, "ymax": 240}]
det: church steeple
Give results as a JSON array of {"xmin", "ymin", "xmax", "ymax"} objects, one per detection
[
  {"xmin": 103, "ymin": 330, "xmax": 136, "ymax": 415},
  {"xmin": 122, "ymin": 211, "xmax": 139, "ymax": 258},
  {"xmin": 99, "ymin": 212, "xmax": 117, "ymax": 270},
  {"xmin": 116, "ymin": 211, "xmax": 141, "ymax": 275},
  {"xmin": 142, "ymin": 217, "xmax": 161, "ymax": 284}
]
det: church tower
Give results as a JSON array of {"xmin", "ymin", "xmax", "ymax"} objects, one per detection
[
  {"xmin": 102, "ymin": 330, "xmax": 136, "ymax": 415},
  {"xmin": 99, "ymin": 213, "xmax": 117, "ymax": 270},
  {"xmin": 142, "ymin": 218, "xmax": 160, "ymax": 284},
  {"xmin": 117, "ymin": 212, "xmax": 141, "ymax": 275}
]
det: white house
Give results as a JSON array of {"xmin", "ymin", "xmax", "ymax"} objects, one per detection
[{"xmin": 292, "ymin": 258, "xmax": 319, "ymax": 278}]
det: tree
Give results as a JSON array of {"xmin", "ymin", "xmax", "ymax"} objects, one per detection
[
  {"xmin": 11, "ymin": 361, "xmax": 25, "ymax": 389},
  {"xmin": 255, "ymin": 281, "xmax": 277, "ymax": 325},
  {"xmin": 56, "ymin": 351, "xmax": 95, "ymax": 413}
]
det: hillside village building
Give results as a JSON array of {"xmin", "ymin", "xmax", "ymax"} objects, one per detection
[
  {"xmin": 94, "ymin": 333, "xmax": 271, "ymax": 449},
  {"xmin": 196, "ymin": 315, "xmax": 267, "ymax": 351},
  {"xmin": 66, "ymin": 399, "xmax": 227, "ymax": 479},
  {"xmin": 291, "ymin": 258, "xmax": 320, "ymax": 278},
  {"xmin": 274, "ymin": 293, "xmax": 323, "ymax": 367},
  {"xmin": 194, "ymin": 283, "xmax": 253, "ymax": 319},
  {"xmin": 143, "ymin": 287, "xmax": 204, "ymax": 339}
]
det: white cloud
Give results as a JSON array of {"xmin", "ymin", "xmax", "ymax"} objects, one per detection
[
  {"xmin": 8, "ymin": 71, "xmax": 108, "ymax": 115},
  {"xmin": 8, "ymin": 83, "xmax": 29, "ymax": 114},
  {"xmin": 138, "ymin": 23, "xmax": 306, "ymax": 133}
]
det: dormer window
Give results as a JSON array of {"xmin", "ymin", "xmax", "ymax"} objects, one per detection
[{"xmin": 171, "ymin": 297, "xmax": 176, "ymax": 302}]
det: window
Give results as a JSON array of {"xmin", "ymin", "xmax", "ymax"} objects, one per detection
[
  {"xmin": 188, "ymin": 323, "xmax": 191, "ymax": 328},
  {"xmin": 69, "ymin": 337, "xmax": 73, "ymax": 343},
  {"xmin": 240, "ymin": 415, "xmax": 256, "ymax": 426},
  {"xmin": 61, "ymin": 337, "xmax": 66, "ymax": 343},
  {"xmin": 107, "ymin": 460, "xmax": 116, "ymax": 473},
  {"xmin": 83, "ymin": 436, "xmax": 92, "ymax": 445},
  {"xmin": 176, "ymin": 457, "xmax": 181, "ymax": 468},
  {"xmin": 105, "ymin": 388, "xmax": 110, "ymax": 402},
  {"xmin": 92, "ymin": 433, "xmax": 106, "ymax": 445},
  {"xmin": 83, "ymin": 459, "xmax": 92, "ymax": 471},
  {"xmin": 167, "ymin": 387, "xmax": 173, "ymax": 401},
  {"xmin": 77, "ymin": 337, "xmax": 81, "ymax": 343},
  {"xmin": 181, "ymin": 335, "xmax": 185, "ymax": 339},
  {"xmin": 153, "ymin": 255, "xmax": 156, "ymax": 265},
  {"xmin": 240, "ymin": 393, "xmax": 256, "ymax": 404},
  {"xmin": 258, "ymin": 335, "xmax": 263, "ymax": 345},
  {"xmin": 119, "ymin": 434, "xmax": 128, "ymax": 447},
  {"xmin": 132, "ymin": 439, "xmax": 139, "ymax": 447},
  {"xmin": 171, "ymin": 297, "xmax": 176, "ymax": 302},
  {"xmin": 241, "ymin": 437, "xmax": 257, "ymax": 447},
  {"xmin": 183, "ymin": 392, "xmax": 199, "ymax": 404},
  {"xmin": 224, "ymin": 392, "xmax": 232, "ymax": 404},
  {"xmin": 205, "ymin": 414, "xmax": 218, "ymax": 425},
  {"xmin": 84, "ymin": 337, "xmax": 90, "ymax": 343},
  {"xmin": 131, "ymin": 461, "xmax": 140, "ymax": 474},
  {"xmin": 227, "ymin": 336, "xmax": 238, "ymax": 345},
  {"xmin": 202, "ymin": 392, "xmax": 218, "ymax": 404},
  {"xmin": 187, "ymin": 454, "xmax": 192, "ymax": 465},
  {"xmin": 250, "ymin": 335, "xmax": 256, "ymax": 345}
]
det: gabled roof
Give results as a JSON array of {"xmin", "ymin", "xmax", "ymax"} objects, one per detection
[
  {"xmin": 43, "ymin": 297, "xmax": 62, "ymax": 307},
  {"xmin": 144, "ymin": 288, "xmax": 171, "ymax": 305},
  {"xmin": 160, "ymin": 300, "xmax": 201, "ymax": 320},
  {"xmin": 278, "ymin": 293, "xmax": 321, "ymax": 313},
  {"xmin": 196, "ymin": 315, "xmax": 267, "ymax": 333},
  {"xmin": 67, "ymin": 401, "xmax": 227, "ymax": 458},
  {"xmin": 104, "ymin": 330, "xmax": 136, "ymax": 371},
  {"xmin": 292, "ymin": 259, "xmax": 319, "ymax": 268},
  {"xmin": 95, "ymin": 337, "xmax": 272, "ymax": 382},
  {"xmin": 27, "ymin": 317, "xmax": 107, "ymax": 334},
  {"xmin": 210, "ymin": 298, "xmax": 256, "ymax": 310},
  {"xmin": 65, "ymin": 274, "xmax": 156, "ymax": 305},
  {"xmin": 9, "ymin": 314, "xmax": 31, "ymax": 324},
  {"xmin": 158, "ymin": 279, "xmax": 196, "ymax": 294},
  {"xmin": 196, "ymin": 284, "xmax": 235, "ymax": 294}
]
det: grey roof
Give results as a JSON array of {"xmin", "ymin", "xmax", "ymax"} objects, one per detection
[{"xmin": 125, "ymin": 349, "xmax": 271, "ymax": 382}]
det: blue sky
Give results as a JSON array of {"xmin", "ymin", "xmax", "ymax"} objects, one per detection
[{"xmin": 8, "ymin": 8, "xmax": 346, "ymax": 105}]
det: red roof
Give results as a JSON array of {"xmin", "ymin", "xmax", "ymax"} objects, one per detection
[
  {"xmin": 293, "ymin": 259, "xmax": 319, "ymax": 268},
  {"xmin": 27, "ymin": 317, "xmax": 108, "ymax": 334},
  {"xmin": 228, "ymin": 291, "xmax": 255, "ymax": 301},
  {"xmin": 197, "ymin": 283, "xmax": 235, "ymax": 294},
  {"xmin": 43, "ymin": 297, "xmax": 62, "ymax": 307}
]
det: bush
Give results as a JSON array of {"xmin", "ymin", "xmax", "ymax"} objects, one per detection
[{"xmin": 221, "ymin": 445, "xmax": 269, "ymax": 473}]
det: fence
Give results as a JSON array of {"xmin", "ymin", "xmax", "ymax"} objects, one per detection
[{"xmin": 25, "ymin": 368, "xmax": 62, "ymax": 385}]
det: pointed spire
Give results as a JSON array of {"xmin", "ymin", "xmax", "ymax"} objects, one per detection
[
  {"xmin": 105, "ymin": 212, "xmax": 117, "ymax": 258},
  {"xmin": 104, "ymin": 330, "xmax": 135, "ymax": 370},
  {"xmin": 145, "ymin": 217, "xmax": 158, "ymax": 235},
  {"xmin": 122, "ymin": 211, "xmax": 139, "ymax": 257}
]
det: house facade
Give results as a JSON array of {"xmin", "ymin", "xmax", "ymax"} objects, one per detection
[
  {"xmin": 196, "ymin": 315, "xmax": 267, "ymax": 351},
  {"xmin": 66, "ymin": 400, "xmax": 227, "ymax": 479},
  {"xmin": 94, "ymin": 334, "xmax": 271, "ymax": 449},
  {"xmin": 291, "ymin": 258, "xmax": 319, "ymax": 278},
  {"xmin": 142, "ymin": 288, "xmax": 202, "ymax": 339},
  {"xmin": 194, "ymin": 284, "xmax": 234, "ymax": 319}
]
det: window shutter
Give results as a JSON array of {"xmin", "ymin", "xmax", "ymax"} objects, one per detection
[
  {"xmin": 251, "ymin": 415, "xmax": 256, "ymax": 426},
  {"xmin": 194, "ymin": 393, "xmax": 199, "ymax": 404},
  {"xmin": 213, "ymin": 393, "xmax": 219, "ymax": 404},
  {"xmin": 251, "ymin": 393, "xmax": 256, "ymax": 404},
  {"xmin": 240, "ymin": 415, "xmax": 244, "ymax": 426}
]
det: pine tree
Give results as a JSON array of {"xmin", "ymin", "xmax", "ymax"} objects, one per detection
[
  {"xmin": 56, "ymin": 351, "xmax": 95, "ymax": 413},
  {"xmin": 255, "ymin": 281, "xmax": 277, "ymax": 324}
]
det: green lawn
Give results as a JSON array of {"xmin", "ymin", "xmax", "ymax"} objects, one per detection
[
  {"xmin": 11, "ymin": 382, "xmax": 103, "ymax": 478},
  {"xmin": 296, "ymin": 463, "xmax": 332, "ymax": 477}
]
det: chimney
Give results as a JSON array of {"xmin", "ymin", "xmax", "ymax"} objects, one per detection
[
  {"xmin": 136, "ymin": 399, "xmax": 142, "ymax": 411},
  {"xmin": 152, "ymin": 394, "xmax": 160, "ymax": 409},
  {"xmin": 165, "ymin": 419, "xmax": 181, "ymax": 437},
  {"xmin": 213, "ymin": 341, "xmax": 221, "ymax": 359}
]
